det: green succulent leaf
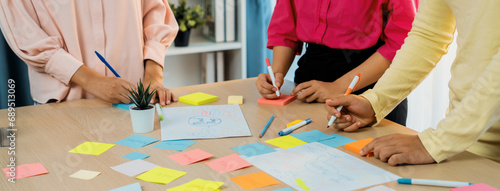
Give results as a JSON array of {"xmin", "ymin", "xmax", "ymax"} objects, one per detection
[{"xmin": 125, "ymin": 79, "xmax": 157, "ymax": 110}]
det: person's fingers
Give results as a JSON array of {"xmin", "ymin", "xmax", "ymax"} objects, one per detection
[
  {"xmin": 157, "ymin": 88, "xmax": 166, "ymax": 106},
  {"xmin": 378, "ymin": 146, "xmax": 400, "ymax": 162},
  {"xmin": 360, "ymin": 138, "xmax": 377, "ymax": 156},
  {"xmin": 292, "ymin": 82, "xmax": 312, "ymax": 96},
  {"xmin": 342, "ymin": 122, "xmax": 361, "ymax": 132},
  {"xmin": 325, "ymin": 100, "xmax": 342, "ymax": 118},
  {"xmin": 305, "ymin": 91, "xmax": 320, "ymax": 102},
  {"xmin": 333, "ymin": 122, "xmax": 353, "ymax": 130},
  {"xmin": 262, "ymin": 93, "xmax": 279, "ymax": 99},
  {"xmin": 257, "ymin": 75, "xmax": 278, "ymax": 93},
  {"xmin": 166, "ymin": 89, "xmax": 172, "ymax": 105},
  {"xmin": 296, "ymin": 86, "xmax": 315, "ymax": 100},
  {"xmin": 171, "ymin": 92, "xmax": 177, "ymax": 102},
  {"xmin": 388, "ymin": 154, "xmax": 408, "ymax": 166},
  {"xmin": 274, "ymin": 73, "xmax": 285, "ymax": 88}
]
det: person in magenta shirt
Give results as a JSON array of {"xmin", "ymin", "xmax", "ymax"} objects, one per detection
[
  {"xmin": 0, "ymin": 0, "xmax": 178, "ymax": 105},
  {"xmin": 256, "ymin": 0, "xmax": 419, "ymax": 126}
]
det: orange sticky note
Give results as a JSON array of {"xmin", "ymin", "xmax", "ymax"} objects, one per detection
[
  {"xmin": 230, "ymin": 172, "xmax": 280, "ymax": 190},
  {"xmin": 168, "ymin": 149, "xmax": 214, "ymax": 166},
  {"xmin": 3, "ymin": 163, "xmax": 48, "ymax": 179},
  {"xmin": 257, "ymin": 95, "xmax": 295, "ymax": 106},
  {"xmin": 345, "ymin": 138, "xmax": 374, "ymax": 157},
  {"xmin": 205, "ymin": 154, "xmax": 252, "ymax": 173}
]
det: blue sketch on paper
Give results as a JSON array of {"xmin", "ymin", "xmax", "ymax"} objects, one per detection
[
  {"xmin": 241, "ymin": 142, "xmax": 400, "ymax": 191},
  {"xmin": 161, "ymin": 104, "xmax": 252, "ymax": 140},
  {"xmin": 188, "ymin": 116, "xmax": 222, "ymax": 127}
]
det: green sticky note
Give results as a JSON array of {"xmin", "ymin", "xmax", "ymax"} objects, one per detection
[
  {"xmin": 295, "ymin": 178, "xmax": 311, "ymax": 191},
  {"xmin": 265, "ymin": 135, "xmax": 307, "ymax": 149},
  {"xmin": 136, "ymin": 167, "xmax": 186, "ymax": 184},
  {"xmin": 68, "ymin": 142, "xmax": 115, "ymax": 155},
  {"xmin": 179, "ymin": 92, "xmax": 218, "ymax": 106}
]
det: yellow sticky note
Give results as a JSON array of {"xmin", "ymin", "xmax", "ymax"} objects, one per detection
[
  {"xmin": 228, "ymin": 95, "xmax": 243, "ymax": 104},
  {"xmin": 295, "ymin": 178, "xmax": 311, "ymax": 191},
  {"xmin": 167, "ymin": 178, "xmax": 224, "ymax": 191},
  {"xmin": 286, "ymin": 120, "xmax": 303, "ymax": 127},
  {"xmin": 179, "ymin": 92, "xmax": 218, "ymax": 106},
  {"xmin": 136, "ymin": 167, "xmax": 186, "ymax": 184},
  {"xmin": 69, "ymin": 170, "xmax": 101, "ymax": 180},
  {"xmin": 68, "ymin": 142, "xmax": 115, "ymax": 155},
  {"xmin": 230, "ymin": 172, "xmax": 280, "ymax": 190},
  {"xmin": 265, "ymin": 135, "xmax": 307, "ymax": 149}
]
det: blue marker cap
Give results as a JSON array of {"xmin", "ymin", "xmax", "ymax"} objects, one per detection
[
  {"xmin": 305, "ymin": 118, "xmax": 312, "ymax": 124},
  {"xmin": 397, "ymin": 178, "xmax": 412, "ymax": 184},
  {"xmin": 278, "ymin": 130, "xmax": 291, "ymax": 136}
]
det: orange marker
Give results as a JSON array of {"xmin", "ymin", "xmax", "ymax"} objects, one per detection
[{"xmin": 327, "ymin": 73, "xmax": 361, "ymax": 128}]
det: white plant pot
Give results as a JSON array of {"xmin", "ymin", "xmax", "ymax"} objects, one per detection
[{"xmin": 129, "ymin": 105, "xmax": 155, "ymax": 133}]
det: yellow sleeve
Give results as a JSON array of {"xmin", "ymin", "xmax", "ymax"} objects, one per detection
[
  {"xmin": 418, "ymin": 48, "xmax": 500, "ymax": 162},
  {"xmin": 361, "ymin": 0, "xmax": 456, "ymax": 124}
]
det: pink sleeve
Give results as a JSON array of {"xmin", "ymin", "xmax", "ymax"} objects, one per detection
[
  {"xmin": 377, "ymin": 0, "xmax": 419, "ymax": 61},
  {"xmin": 0, "ymin": 0, "xmax": 82, "ymax": 85},
  {"xmin": 267, "ymin": 0, "xmax": 303, "ymax": 55},
  {"xmin": 142, "ymin": 0, "xmax": 179, "ymax": 68}
]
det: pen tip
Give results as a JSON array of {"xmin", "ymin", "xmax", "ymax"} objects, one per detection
[
  {"xmin": 326, "ymin": 125, "xmax": 329, "ymax": 128},
  {"xmin": 259, "ymin": 134, "xmax": 262, "ymax": 138}
]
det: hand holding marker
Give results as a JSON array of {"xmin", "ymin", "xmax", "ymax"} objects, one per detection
[
  {"xmin": 327, "ymin": 73, "xmax": 361, "ymax": 128},
  {"xmin": 266, "ymin": 58, "xmax": 280, "ymax": 97}
]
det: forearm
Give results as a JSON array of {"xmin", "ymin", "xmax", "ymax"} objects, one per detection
[
  {"xmin": 271, "ymin": 46, "xmax": 296, "ymax": 75},
  {"xmin": 144, "ymin": 60, "xmax": 163, "ymax": 82},
  {"xmin": 70, "ymin": 65, "xmax": 101, "ymax": 89},
  {"xmin": 333, "ymin": 51, "xmax": 391, "ymax": 91}
]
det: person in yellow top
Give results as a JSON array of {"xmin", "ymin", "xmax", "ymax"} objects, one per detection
[{"xmin": 326, "ymin": 0, "xmax": 500, "ymax": 165}]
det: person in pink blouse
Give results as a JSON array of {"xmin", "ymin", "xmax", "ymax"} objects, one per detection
[
  {"xmin": 0, "ymin": 0, "xmax": 178, "ymax": 106},
  {"xmin": 256, "ymin": 0, "xmax": 418, "ymax": 126}
]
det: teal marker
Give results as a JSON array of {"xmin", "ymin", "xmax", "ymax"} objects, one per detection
[{"xmin": 398, "ymin": 178, "xmax": 473, "ymax": 187}]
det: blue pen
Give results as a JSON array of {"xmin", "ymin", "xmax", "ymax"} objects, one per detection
[
  {"xmin": 259, "ymin": 115, "xmax": 275, "ymax": 138},
  {"xmin": 398, "ymin": 178, "xmax": 473, "ymax": 187},
  {"xmin": 278, "ymin": 118, "xmax": 312, "ymax": 136},
  {"xmin": 95, "ymin": 51, "xmax": 121, "ymax": 77}
]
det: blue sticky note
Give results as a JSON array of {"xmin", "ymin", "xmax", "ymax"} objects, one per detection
[
  {"xmin": 291, "ymin": 130, "xmax": 331, "ymax": 143},
  {"xmin": 231, "ymin": 142, "xmax": 276, "ymax": 157},
  {"xmin": 317, "ymin": 134, "xmax": 356, "ymax": 148},
  {"xmin": 115, "ymin": 134, "xmax": 159, "ymax": 149},
  {"xmin": 122, "ymin": 152, "xmax": 150, "ymax": 160},
  {"xmin": 274, "ymin": 188, "xmax": 295, "ymax": 191},
  {"xmin": 108, "ymin": 182, "xmax": 141, "ymax": 191},
  {"xmin": 152, "ymin": 140, "xmax": 197, "ymax": 151},
  {"xmin": 112, "ymin": 103, "xmax": 134, "ymax": 110}
]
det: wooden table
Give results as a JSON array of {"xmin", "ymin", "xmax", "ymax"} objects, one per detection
[{"xmin": 1, "ymin": 78, "xmax": 499, "ymax": 190}]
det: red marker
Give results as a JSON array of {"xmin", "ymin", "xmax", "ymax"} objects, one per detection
[{"xmin": 265, "ymin": 58, "xmax": 280, "ymax": 97}]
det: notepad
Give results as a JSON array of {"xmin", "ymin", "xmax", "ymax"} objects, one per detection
[
  {"xmin": 152, "ymin": 140, "xmax": 197, "ymax": 151},
  {"xmin": 108, "ymin": 182, "xmax": 142, "ymax": 191},
  {"xmin": 122, "ymin": 152, "xmax": 150, "ymax": 160},
  {"xmin": 317, "ymin": 134, "xmax": 356, "ymax": 148},
  {"xmin": 265, "ymin": 135, "xmax": 307, "ymax": 149},
  {"xmin": 450, "ymin": 183, "xmax": 499, "ymax": 191},
  {"xmin": 257, "ymin": 94, "xmax": 295, "ymax": 106},
  {"xmin": 179, "ymin": 92, "xmax": 218, "ymax": 105},
  {"xmin": 291, "ymin": 130, "xmax": 331, "ymax": 143},
  {"xmin": 69, "ymin": 170, "xmax": 101, "ymax": 180},
  {"xmin": 230, "ymin": 172, "xmax": 280, "ymax": 190},
  {"xmin": 168, "ymin": 149, "xmax": 214, "ymax": 166},
  {"xmin": 345, "ymin": 138, "xmax": 374, "ymax": 157},
  {"xmin": 111, "ymin": 159, "xmax": 159, "ymax": 177},
  {"xmin": 136, "ymin": 167, "xmax": 186, "ymax": 184},
  {"xmin": 112, "ymin": 103, "xmax": 134, "ymax": 110},
  {"xmin": 231, "ymin": 142, "xmax": 276, "ymax": 157},
  {"xmin": 115, "ymin": 134, "xmax": 159, "ymax": 149},
  {"xmin": 205, "ymin": 154, "xmax": 252, "ymax": 173},
  {"xmin": 273, "ymin": 188, "xmax": 295, "ymax": 191},
  {"xmin": 167, "ymin": 178, "xmax": 224, "ymax": 191},
  {"xmin": 2, "ymin": 163, "xmax": 48, "ymax": 179},
  {"xmin": 228, "ymin": 95, "xmax": 243, "ymax": 104},
  {"xmin": 68, "ymin": 142, "xmax": 115, "ymax": 155}
]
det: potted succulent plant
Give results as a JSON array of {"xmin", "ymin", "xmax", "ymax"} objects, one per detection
[
  {"xmin": 125, "ymin": 79, "xmax": 157, "ymax": 133},
  {"xmin": 170, "ymin": 0, "xmax": 205, "ymax": 47}
]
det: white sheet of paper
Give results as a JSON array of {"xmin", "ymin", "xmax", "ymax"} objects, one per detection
[
  {"xmin": 241, "ymin": 142, "xmax": 400, "ymax": 191},
  {"xmin": 365, "ymin": 185, "xmax": 396, "ymax": 191},
  {"xmin": 110, "ymin": 160, "xmax": 159, "ymax": 177},
  {"xmin": 161, "ymin": 104, "xmax": 252, "ymax": 140}
]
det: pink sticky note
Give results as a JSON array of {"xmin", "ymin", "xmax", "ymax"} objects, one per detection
[
  {"xmin": 3, "ymin": 163, "xmax": 48, "ymax": 179},
  {"xmin": 205, "ymin": 154, "xmax": 252, "ymax": 173},
  {"xmin": 257, "ymin": 95, "xmax": 295, "ymax": 106},
  {"xmin": 169, "ymin": 149, "xmax": 214, "ymax": 166},
  {"xmin": 450, "ymin": 183, "xmax": 499, "ymax": 191}
]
